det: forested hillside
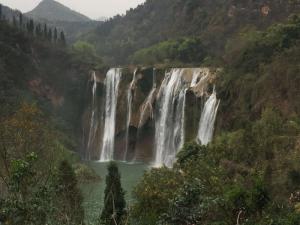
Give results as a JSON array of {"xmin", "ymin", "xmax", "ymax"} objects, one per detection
[
  {"xmin": 0, "ymin": 17, "xmax": 86, "ymax": 134},
  {"xmin": 84, "ymin": 0, "xmax": 300, "ymax": 64},
  {"xmin": 0, "ymin": 8, "xmax": 103, "ymax": 224}
]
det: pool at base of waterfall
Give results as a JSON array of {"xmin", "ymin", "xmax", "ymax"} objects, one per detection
[{"xmin": 81, "ymin": 161, "xmax": 149, "ymax": 225}]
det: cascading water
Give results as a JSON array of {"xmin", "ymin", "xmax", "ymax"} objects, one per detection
[
  {"xmin": 124, "ymin": 69, "xmax": 137, "ymax": 160},
  {"xmin": 154, "ymin": 69, "xmax": 188, "ymax": 167},
  {"xmin": 100, "ymin": 68, "xmax": 122, "ymax": 161},
  {"xmin": 197, "ymin": 89, "xmax": 220, "ymax": 145},
  {"xmin": 86, "ymin": 71, "xmax": 98, "ymax": 160},
  {"xmin": 83, "ymin": 67, "xmax": 219, "ymax": 166}
]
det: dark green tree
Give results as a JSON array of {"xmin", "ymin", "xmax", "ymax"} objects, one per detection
[
  {"xmin": 53, "ymin": 27, "xmax": 58, "ymax": 43},
  {"xmin": 26, "ymin": 19, "xmax": 34, "ymax": 35},
  {"xmin": 48, "ymin": 28, "xmax": 52, "ymax": 41},
  {"xmin": 55, "ymin": 160, "xmax": 85, "ymax": 225},
  {"xmin": 12, "ymin": 16, "xmax": 17, "ymax": 27},
  {"xmin": 35, "ymin": 24, "xmax": 42, "ymax": 37},
  {"xmin": 43, "ymin": 24, "xmax": 47, "ymax": 39},
  {"xmin": 0, "ymin": 4, "xmax": 2, "ymax": 20},
  {"xmin": 100, "ymin": 162, "xmax": 126, "ymax": 225},
  {"xmin": 19, "ymin": 13, "xmax": 23, "ymax": 28},
  {"xmin": 60, "ymin": 31, "xmax": 66, "ymax": 46}
]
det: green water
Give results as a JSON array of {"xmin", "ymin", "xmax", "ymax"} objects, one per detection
[{"xmin": 81, "ymin": 161, "xmax": 149, "ymax": 225}]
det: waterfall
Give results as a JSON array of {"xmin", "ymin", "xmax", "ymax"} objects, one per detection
[
  {"xmin": 197, "ymin": 89, "xmax": 220, "ymax": 145},
  {"xmin": 154, "ymin": 69, "xmax": 188, "ymax": 167},
  {"xmin": 124, "ymin": 69, "xmax": 137, "ymax": 161},
  {"xmin": 100, "ymin": 68, "xmax": 122, "ymax": 161},
  {"xmin": 83, "ymin": 67, "xmax": 220, "ymax": 165},
  {"xmin": 86, "ymin": 71, "xmax": 98, "ymax": 160}
]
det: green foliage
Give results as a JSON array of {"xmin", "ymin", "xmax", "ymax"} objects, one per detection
[
  {"xmin": 0, "ymin": 153, "xmax": 53, "ymax": 225},
  {"xmin": 132, "ymin": 107, "xmax": 300, "ymax": 225},
  {"xmin": 159, "ymin": 181, "xmax": 220, "ymax": 225},
  {"xmin": 0, "ymin": 103, "xmax": 89, "ymax": 225},
  {"xmin": 100, "ymin": 162, "xmax": 126, "ymax": 225},
  {"xmin": 84, "ymin": 0, "xmax": 299, "ymax": 64},
  {"xmin": 219, "ymin": 16, "xmax": 300, "ymax": 130},
  {"xmin": 131, "ymin": 37, "xmax": 206, "ymax": 65},
  {"xmin": 176, "ymin": 142, "xmax": 206, "ymax": 165},
  {"xmin": 226, "ymin": 15, "xmax": 300, "ymax": 73},
  {"xmin": 73, "ymin": 163, "xmax": 101, "ymax": 183},
  {"xmin": 53, "ymin": 160, "xmax": 85, "ymax": 225},
  {"xmin": 131, "ymin": 167, "xmax": 183, "ymax": 225},
  {"xmin": 71, "ymin": 41, "xmax": 101, "ymax": 67}
]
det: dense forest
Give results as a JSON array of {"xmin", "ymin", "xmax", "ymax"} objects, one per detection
[
  {"xmin": 0, "ymin": 0, "xmax": 300, "ymax": 224},
  {"xmin": 83, "ymin": 0, "xmax": 300, "ymax": 65},
  {"xmin": 0, "ymin": 7, "xmax": 102, "ymax": 224}
]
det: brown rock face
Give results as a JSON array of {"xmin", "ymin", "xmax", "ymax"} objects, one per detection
[{"xmin": 29, "ymin": 78, "xmax": 64, "ymax": 107}]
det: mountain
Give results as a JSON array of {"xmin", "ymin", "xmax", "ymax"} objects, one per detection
[
  {"xmin": 83, "ymin": 0, "xmax": 300, "ymax": 64},
  {"xmin": 23, "ymin": 0, "xmax": 101, "ymax": 43},
  {"xmin": 26, "ymin": 0, "xmax": 91, "ymax": 22}
]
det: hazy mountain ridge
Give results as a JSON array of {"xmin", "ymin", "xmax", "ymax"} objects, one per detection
[{"xmin": 26, "ymin": 0, "xmax": 91, "ymax": 22}]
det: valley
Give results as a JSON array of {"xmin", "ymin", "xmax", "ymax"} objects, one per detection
[{"xmin": 0, "ymin": 0, "xmax": 300, "ymax": 225}]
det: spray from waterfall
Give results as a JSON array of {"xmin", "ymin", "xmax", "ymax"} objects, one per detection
[
  {"xmin": 100, "ymin": 68, "xmax": 122, "ymax": 161},
  {"xmin": 197, "ymin": 88, "xmax": 220, "ymax": 145},
  {"xmin": 124, "ymin": 69, "xmax": 138, "ymax": 161},
  {"xmin": 86, "ymin": 71, "xmax": 98, "ymax": 160}
]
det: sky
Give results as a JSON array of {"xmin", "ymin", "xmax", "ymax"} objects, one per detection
[{"xmin": 0, "ymin": 0, "xmax": 145, "ymax": 19}]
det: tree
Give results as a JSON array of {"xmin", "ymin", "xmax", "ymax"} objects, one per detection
[
  {"xmin": 35, "ymin": 24, "xmax": 42, "ymax": 37},
  {"xmin": 60, "ymin": 31, "xmax": 66, "ymax": 46},
  {"xmin": 54, "ymin": 160, "xmax": 85, "ymax": 225},
  {"xmin": 43, "ymin": 24, "xmax": 47, "ymax": 39},
  {"xmin": 12, "ymin": 16, "xmax": 17, "ymax": 27},
  {"xmin": 27, "ymin": 19, "xmax": 34, "ymax": 35},
  {"xmin": 0, "ymin": 103, "xmax": 65, "ymax": 224},
  {"xmin": 131, "ymin": 167, "xmax": 183, "ymax": 225},
  {"xmin": 100, "ymin": 162, "xmax": 126, "ymax": 225},
  {"xmin": 48, "ymin": 28, "xmax": 52, "ymax": 42},
  {"xmin": 53, "ymin": 27, "xmax": 58, "ymax": 43},
  {"xmin": 19, "ymin": 13, "xmax": 23, "ymax": 28},
  {"xmin": 0, "ymin": 4, "xmax": 2, "ymax": 20}
]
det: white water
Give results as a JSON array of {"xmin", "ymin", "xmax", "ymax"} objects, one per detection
[
  {"xmin": 154, "ymin": 69, "xmax": 188, "ymax": 167},
  {"xmin": 85, "ymin": 67, "xmax": 219, "ymax": 166},
  {"xmin": 86, "ymin": 71, "xmax": 98, "ymax": 160},
  {"xmin": 100, "ymin": 68, "xmax": 122, "ymax": 161},
  {"xmin": 124, "ymin": 69, "xmax": 137, "ymax": 160},
  {"xmin": 197, "ymin": 89, "xmax": 220, "ymax": 145}
]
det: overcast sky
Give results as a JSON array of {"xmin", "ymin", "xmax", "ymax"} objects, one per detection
[{"xmin": 0, "ymin": 0, "xmax": 145, "ymax": 19}]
